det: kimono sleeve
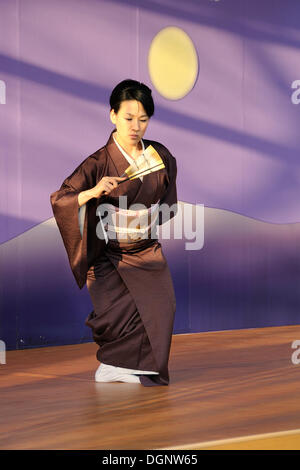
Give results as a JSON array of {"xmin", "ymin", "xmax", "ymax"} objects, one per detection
[
  {"xmin": 50, "ymin": 153, "xmax": 106, "ymax": 289},
  {"xmin": 158, "ymin": 150, "xmax": 178, "ymax": 225}
]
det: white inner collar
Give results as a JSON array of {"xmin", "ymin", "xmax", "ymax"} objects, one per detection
[{"xmin": 113, "ymin": 132, "xmax": 145, "ymax": 181}]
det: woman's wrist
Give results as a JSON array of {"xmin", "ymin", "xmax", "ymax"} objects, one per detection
[{"xmin": 78, "ymin": 188, "xmax": 97, "ymax": 208}]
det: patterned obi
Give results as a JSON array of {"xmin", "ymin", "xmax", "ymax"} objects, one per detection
[{"xmin": 97, "ymin": 200, "xmax": 160, "ymax": 244}]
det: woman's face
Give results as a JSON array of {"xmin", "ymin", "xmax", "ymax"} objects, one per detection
[{"xmin": 110, "ymin": 99, "xmax": 150, "ymax": 146}]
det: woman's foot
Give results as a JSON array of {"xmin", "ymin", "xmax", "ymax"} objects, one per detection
[{"xmin": 95, "ymin": 363, "xmax": 141, "ymax": 383}]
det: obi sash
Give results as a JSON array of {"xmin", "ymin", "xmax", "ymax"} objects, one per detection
[{"xmin": 98, "ymin": 200, "xmax": 160, "ymax": 244}]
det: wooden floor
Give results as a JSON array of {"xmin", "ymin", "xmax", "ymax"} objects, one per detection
[{"xmin": 1, "ymin": 325, "xmax": 300, "ymax": 450}]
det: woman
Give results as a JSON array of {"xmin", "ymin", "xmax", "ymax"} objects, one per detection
[{"xmin": 50, "ymin": 79, "xmax": 178, "ymax": 387}]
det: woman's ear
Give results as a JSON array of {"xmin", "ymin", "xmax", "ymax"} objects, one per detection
[{"xmin": 110, "ymin": 109, "xmax": 116, "ymax": 125}]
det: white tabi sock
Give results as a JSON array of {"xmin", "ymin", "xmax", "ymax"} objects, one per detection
[
  {"xmin": 98, "ymin": 362, "xmax": 159, "ymax": 376},
  {"xmin": 95, "ymin": 363, "xmax": 141, "ymax": 383},
  {"xmin": 116, "ymin": 366, "xmax": 159, "ymax": 375}
]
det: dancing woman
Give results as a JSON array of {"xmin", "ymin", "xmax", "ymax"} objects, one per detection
[{"xmin": 50, "ymin": 79, "xmax": 178, "ymax": 386}]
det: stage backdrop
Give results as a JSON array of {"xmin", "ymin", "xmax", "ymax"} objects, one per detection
[{"xmin": 1, "ymin": 0, "xmax": 300, "ymax": 350}]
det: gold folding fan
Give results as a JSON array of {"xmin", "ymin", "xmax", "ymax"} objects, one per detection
[{"xmin": 118, "ymin": 145, "xmax": 165, "ymax": 184}]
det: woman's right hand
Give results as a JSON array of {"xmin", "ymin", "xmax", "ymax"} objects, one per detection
[{"xmin": 92, "ymin": 176, "xmax": 127, "ymax": 198}]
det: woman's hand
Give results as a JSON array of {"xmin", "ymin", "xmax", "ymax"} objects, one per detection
[
  {"xmin": 92, "ymin": 176, "xmax": 127, "ymax": 198},
  {"xmin": 78, "ymin": 176, "xmax": 127, "ymax": 208}
]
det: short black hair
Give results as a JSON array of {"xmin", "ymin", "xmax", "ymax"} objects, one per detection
[{"xmin": 109, "ymin": 79, "xmax": 155, "ymax": 118}]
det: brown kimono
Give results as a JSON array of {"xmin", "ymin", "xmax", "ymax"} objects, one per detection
[{"xmin": 50, "ymin": 130, "xmax": 178, "ymax": 387}]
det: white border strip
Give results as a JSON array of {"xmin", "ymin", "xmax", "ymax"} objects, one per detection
[{"xmin": 157, "ymin": 428, "xmax": 300, "ymax": 450}]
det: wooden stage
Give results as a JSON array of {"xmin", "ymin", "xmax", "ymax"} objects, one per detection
[{"xmin": 1, "ymin": 325, "xmax": 300, "ymax": 450}]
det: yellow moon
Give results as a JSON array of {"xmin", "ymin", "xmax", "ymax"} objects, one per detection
[{"xmin": 148, "ymin": 26, "xmax": 198, "ymax": 100}]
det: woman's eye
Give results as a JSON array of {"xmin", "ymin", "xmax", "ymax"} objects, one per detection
[{"xmin": 125, "ymin": 118, "xmax": 147, "ymax": 122}]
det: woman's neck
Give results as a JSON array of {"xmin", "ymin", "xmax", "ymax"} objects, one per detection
[{"xmin": 113, "ymin": 131, "xmax": 142, "ymax": 158}]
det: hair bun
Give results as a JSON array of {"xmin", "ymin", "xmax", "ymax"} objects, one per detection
[{"xmin": 141, "ymin": 83, "xmax": 152, "ymax": 95}]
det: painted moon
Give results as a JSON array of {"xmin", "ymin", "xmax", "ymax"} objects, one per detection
[{"xmin": 148, "ymin": 26, "xmax": 198, "ymax": 100}]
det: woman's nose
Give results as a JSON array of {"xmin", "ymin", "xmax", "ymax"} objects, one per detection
[{"xmin": 132, "ymin": 120, "xmax": 140, "ymax": 131}]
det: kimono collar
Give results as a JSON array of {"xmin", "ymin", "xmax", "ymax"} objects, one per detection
[
  {"xmin": 112, "ymin": 132, "xmax": 145, "ymax": 181},
  {"xmin": 105, "ymin": 129, "xmax": 147, "ymax": 177},
  {"xmin": 104, "ymin": 129, "xmax": 161, "ymax": 205}
]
